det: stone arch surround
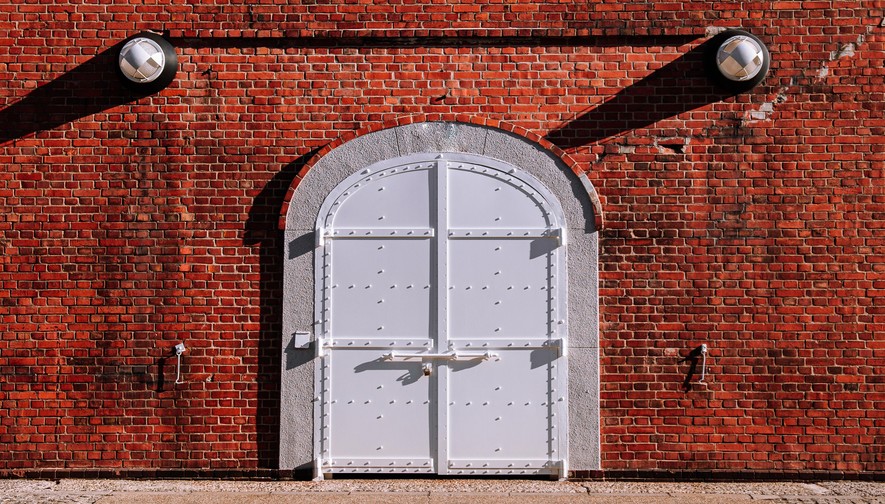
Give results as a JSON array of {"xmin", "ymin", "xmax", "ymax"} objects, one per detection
[{"xmin": 279, "ymin": 120, "xmax": 600, "ymax": 475}]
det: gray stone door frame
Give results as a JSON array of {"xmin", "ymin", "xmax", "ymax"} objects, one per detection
[{"xmin": 280, "ymin": 121, "xmax": 600, "ymax": 476}]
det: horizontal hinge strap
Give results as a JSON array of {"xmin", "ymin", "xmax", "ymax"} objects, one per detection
[
  {"xmin": 447, "ymin": 228, "xmax": 558, "ymax": 239},
  {"xmin": 320, "ymin": 227, "xmax": 434, "ymax": 242},
  {"xmin": 447, "ymin": 459, "xmax": 559, "ymax": 470},
  {"xmin": 317, "ymin": 227, "xmax": 566, "ymax": 245},
  {"xmin": 325, "ymin": 458, "xmax": 434, "ymax": 469}
]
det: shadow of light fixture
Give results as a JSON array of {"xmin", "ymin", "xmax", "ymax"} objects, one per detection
[
  {"xmin": 705, "ymin": 29, "xmax": 771, "ymax": 93},
  {"xmin": 116, "ymin": 32, "xmax": 178, "ymax": 92}
]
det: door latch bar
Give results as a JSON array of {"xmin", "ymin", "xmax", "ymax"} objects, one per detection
[{"xmin": 382, "ymin": 350, "xmax": 499, "ymax": 362}]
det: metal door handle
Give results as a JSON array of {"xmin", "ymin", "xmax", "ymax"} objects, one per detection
[{"xmin": 382, "ymin": 351, "xmax": 498, "ymax": 362}]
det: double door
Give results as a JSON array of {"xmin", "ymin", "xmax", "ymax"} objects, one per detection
[{"xmin": 313, "ymin": 153, "xmax": 568, "ymax": 478}]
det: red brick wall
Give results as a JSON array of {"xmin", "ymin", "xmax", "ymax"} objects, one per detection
[{"xmin": 0, "ymin": 2, "xmax": 883, "ymax": 475}]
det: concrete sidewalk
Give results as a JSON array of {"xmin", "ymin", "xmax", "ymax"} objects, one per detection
[{"xmin": 0, "ymin": 478, "xmax": 883, "ymax": 503}]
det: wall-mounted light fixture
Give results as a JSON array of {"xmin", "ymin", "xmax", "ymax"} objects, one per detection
[
  {"xmin": 116, "ymin": 32, "xmax": 178, "ymax": 92},
  {"xmin": 705, "ymin": 29, "xmax": 770, "ymax": 92}
]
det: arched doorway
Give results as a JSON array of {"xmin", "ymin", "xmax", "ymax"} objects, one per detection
[
  {"xmin": 280, "ymin": 121, "xmax": 599, "ymax": 479},
  {"xmin": 314, "ymin": 152, "xmax": 567, "ymax": 477}
]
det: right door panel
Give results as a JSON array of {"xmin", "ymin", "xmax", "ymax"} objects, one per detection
[{"xmin": 444, "ymin": 158, "xmax": 568, "ymax": 477}]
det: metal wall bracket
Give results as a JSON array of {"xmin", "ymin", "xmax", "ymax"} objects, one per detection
[
  {"xmin": 555, "ymin": 227, "xmax": 567, "ymax": 247},
  {"xmin": 294, "ymin": 331, "xmax": 312, "ymax": 349},
  {"xmin": 313, "ymin": 457, "xmax": 325, "ymax": 481},
  {"xmin": 552, "ymin": 339, "xmax": 568, "ymax": 358},
  {"xmin": 556, "ymin": 460, "xmax": 568, "ymax": 481}
]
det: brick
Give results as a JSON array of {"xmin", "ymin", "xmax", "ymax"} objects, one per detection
[{"xmin": 0, "ymin": 0, "xmax": 883, "ymax": 476}]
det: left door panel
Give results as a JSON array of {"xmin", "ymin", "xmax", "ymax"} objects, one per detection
[{"xmin": 315, "ymin": 162, "xmax": 437, "ymax": 475}]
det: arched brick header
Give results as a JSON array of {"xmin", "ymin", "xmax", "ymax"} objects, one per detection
[
  {"xmin": 279, "ymin": 119, "xmax": 601, "ymax": 475},
  {"xmin": 278, "ymin": 115, "xmax": 605, "ymax": 232}
]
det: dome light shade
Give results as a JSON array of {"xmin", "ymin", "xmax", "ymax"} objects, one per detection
[
  {"xmin": 119, "ymin": 37, "xmax": 166, "ymax": 83},
  {"xmin": 116, "ymin": 32, "xmax": 178, "ymax": 91},
  {"xmin": 705, "ymin": 29, "xmax": 770, "ymax": 92},
  {"xmin": 716, "ymin": 35, "xmax": 766, "ymax": 81}
]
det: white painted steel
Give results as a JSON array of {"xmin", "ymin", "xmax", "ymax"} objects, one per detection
[
  {"xmin": 434, "ymin": 157, "xmax": 451, "ymax": 475},
  {"xmin": 315, "ymin": 153, "xmax": 568, "ymax": 477}
]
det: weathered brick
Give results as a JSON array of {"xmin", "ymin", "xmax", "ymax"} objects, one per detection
[{"xmin": 0, "ymin": 0, "xmax": 883, "ymax": 476}]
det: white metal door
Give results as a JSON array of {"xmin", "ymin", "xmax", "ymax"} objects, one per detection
[{"xmin": 314, "ymin": 153, "xmax": 568, "ymax": 478}]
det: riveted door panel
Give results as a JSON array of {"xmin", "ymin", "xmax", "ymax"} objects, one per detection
[
  {"xmin": 447, "ymin": 164, "xmax": 553, "ymax": 230},
  {"xmin": 448, "ymin": 238, "xmax": 558, "ymax": 339},
  {"xmin": 447, "ymin": 347, "xmax": 564, "ymax": 475},
  {"xmin": 325, "ymin": 348, "xmax": 433, "ymax": 473},
  {"xmin": 329, "ymin": 238, "xmax": 432, "ymax": 339},
  {"xmin": 329, "ymin": 166, "xmax": 433, "ymax": 229}
]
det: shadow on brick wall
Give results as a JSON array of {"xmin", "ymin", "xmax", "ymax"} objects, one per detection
[
  {"xmin": 546, "ymin": 39, "xmax": 737, "ymax": 150},
  {"xmin": 244, "ymin": 148, "xmax": 320, "ymax": 470},
  {"xmin": 0, "ymin": 42, "xmax": 149, "ymax": 145}
]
